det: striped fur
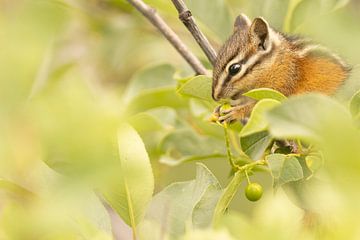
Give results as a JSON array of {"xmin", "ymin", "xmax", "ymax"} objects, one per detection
[{"xmin": 212, "ymin": 15, "xmax": 351, "ymax": 103}]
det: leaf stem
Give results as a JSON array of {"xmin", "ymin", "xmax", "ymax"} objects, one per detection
[
  {"xmin": 223, "ymin": 124, "xmax": 237, "ymax": 170},
  {"xmin": 212, "ymin": 159, "xmax": 266, "ymax": 225},
  {"xmin": 228, "ymin": 130, "xmax": 245, "ymax": 156},
  {"xmin": 124, "ymin": 178, "xmax": 137, "ymax": 240},
  {"xmin": 236, "ymin": 159, "xmax": 267, "ymax": 172},
  {"xmin": 245, "ymin": 170, "xmax": 251, "ymax": 184}
]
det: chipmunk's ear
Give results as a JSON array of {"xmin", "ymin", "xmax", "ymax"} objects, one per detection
[
  {"xmin": 233, "ymin": 14, "xmax": 251, "ymax": 31},
  {"xmin": 250, "ymin": 17, "xmax": 270, "ymax": 50}
]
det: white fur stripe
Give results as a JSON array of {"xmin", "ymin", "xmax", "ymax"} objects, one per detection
[{"xmin": 297, "ymin": 44, "xmax": 348, "ymax": 68}]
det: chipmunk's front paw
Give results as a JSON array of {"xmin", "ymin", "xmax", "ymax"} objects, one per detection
[{"xmin": 218, "ymin": 105, "xmax": 248, "ymax": 124}]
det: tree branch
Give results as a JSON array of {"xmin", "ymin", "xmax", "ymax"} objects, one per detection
[
  {"xmin": 126, "ymin": 0, "xmax": 208, "ymax": 75},
  {"xmin": 170, "ymin": 0, "xmax": 217, "ymax": 66}
]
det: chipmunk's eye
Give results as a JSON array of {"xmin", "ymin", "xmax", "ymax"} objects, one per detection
[{"xmin": 228, "ymin": 63, "xmax": 241, "ymax": 76}]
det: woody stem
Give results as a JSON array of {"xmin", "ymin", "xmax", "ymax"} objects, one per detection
[
  {"xmin": 126, "ymin": 0, "xmax": 208, "ymax": 75},
  {"xmin": 170, "ymin": 0, "xmax": 217, "ymax": 66}
]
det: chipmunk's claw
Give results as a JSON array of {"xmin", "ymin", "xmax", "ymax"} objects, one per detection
[
  {"xmin": 213, "ymin": 105, "xmax": 221, "ymax": 118},
  {"xmin": 218, "ymin": 106, "xmax": 241, "ymax": 124},
  {"xmin": 218, "ymin": 105, "xmax": 251, "ymax": 124}
]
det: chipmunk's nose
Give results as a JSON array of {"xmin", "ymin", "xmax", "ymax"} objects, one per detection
[
  {"xmin": 212, "ymin": 88, "xmax": 221, "ymax": 101},
  {"xmin": 211, "ymin": 89, "xmax": 218, "ymax": 101}
]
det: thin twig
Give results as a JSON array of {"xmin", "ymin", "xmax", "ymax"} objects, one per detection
[
  {"xmin": 171, "ymin": 0, "xmax": 217, "ymax": 66},
  {"xmin": 127, "ymin": 0, "xmax": 208, "ymax": 75}
]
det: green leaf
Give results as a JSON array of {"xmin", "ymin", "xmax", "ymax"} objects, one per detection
[
  {"xmin": 240, "ymin": 131, "xmax": 272, "ymax": 160},
  {"xmin": 332, "ymin": 0, "xmax": 351, "ymax": 11},
  {"xmin": 31, "ymin": 76, "xmax": 122, "ymax": 178},
  {"xmin": 212, "ymin": 171, "xmax": 245, "ymax": 226},
  {"xmin": 126, "ymin": 87, "xmax": 187, "ymax": 114},
  {"xmin": 289, "ymin": 0, "xmax": 350, "ymax": 33},
  {"xmin": 192, "ymin": 184, "xmax": 223, "ymax": 229},
  {"xmin": 75, "ymin": 191, "xmax": 113, "ymax": 237},
  {"xmin": 283, "ymin": 0, "xmax": 305, "ymax": 32},
  {"xmin": 266, "ymin": 154, "xmax": 304, "ymax": 188},
  {"xmin": 101, "ymin": 124, "xmax": 154, "ymax": 229},
  {"xmin": 243, "ymin": 88, "xmax": 287, "ymax": 102},
  {"xmin": 0, "ymin": 178, "xmax": 35, "ymax": 200},
  {"xmin": 297, "ymin": 156, "xmax": 313, "ymax": 179},
  {"xmin": 139, "ymin": 163, "xmax": 221, "ymax": 239},
  {"xmin": 160, "ymin": 154, "xmax": 226, "ymax": 166},
  {"xmin": 305, "ymin": 151, "xmax": 324, "ymax": 176},
  {"xmin": 262, "ymin": 0, "xmax": 291, "ymax": 30},
  {"xmin": 266, "ymin": 94, "xmax": 352, "ymax": 141},
  {"xmin": 177, "ymin": 75, "xmax": 214, "ymax": 102},
  {"xmin": 240, "ymin": 99, "xmax": 281, "ymax": 137},
  {"xmin": 128, "ymin": 107, "xmax": 177, "ymax": 133},
  {"xmin": 184, "ymin": 0, "xmax": 232, "ymax": 41},
  {"xmin": 123, "ymin": 64, "xmax": 186, "ymax": 115},
  {"xmin": 159, "ymin": 129, "xmax": 225, "ymax": 166},
  {"xmin": 189, "ymin": 99, "xmax": 213, "ymax": 117},
  {"xmin": 350, "ymin": 89, "xmax": 360, "ymax": 117},
  {"xmin": 128, "ymin": 112, "xmax": 164, "ymax": 133},
  {"xmin": 124, "ymin": 64, "xmax": 176, "ymax": 102}
]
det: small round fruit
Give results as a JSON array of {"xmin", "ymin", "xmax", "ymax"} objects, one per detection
[{"xmin": 245, "ymin": 183, "xmax": 263, "ymax": 202}]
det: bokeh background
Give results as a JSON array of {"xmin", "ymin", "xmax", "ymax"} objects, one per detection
[{"xmin": 1, "ymin": 0, "xmax": 360, "ymax": 239}]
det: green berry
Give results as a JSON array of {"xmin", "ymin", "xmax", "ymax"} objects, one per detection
[{"xmin": 245, "ymin": 183, "xmax": 263, "ymax": 202}]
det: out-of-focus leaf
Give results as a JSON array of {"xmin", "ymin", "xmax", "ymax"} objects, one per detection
[
  {"xmin": 243, "ymin": 88, "xmax": 287, "ymax": 102},
  {"xmin": 184, "ymin": 0, "xmax": 232, "ymax": 41},
  {"xmin": 128, "ymin": 112, "xmax": 164, "ymax": 133},
  {"xmin": 139, "ymin": 163, "xmax": 221, "ymax": 239},
  {"xmin": 332, "ymin": 0, "xmax": 351, "ymax": 11},
  {"xmin": 189, "ymin": 99, "xmax": 213, "ymax": 117},
  {"xmin": 1, "ymin": 185, "xmax": 113, "ymax": 239},
  {"xmin": 290, "ymin": 0, "xmax": 350, "ymax": 32},
  {"xmin": 212, "ymin": 171, "xmax": 245, "ymax": 226},
  {"xmin": 240, "ymin": 131, "xmax": 272, "ymax": 160},
  {"xmin": 160, "ymin": 154, "xmax": 226, "ymax": 166},
  {"xmin": 177, "ymin": 75, "xmax": 214, "ymax": 102},
  {"xmin": 31, "ymin": 74, "xmax": 122, "ymax": 178},
  {"xmin": 262, "ymin": 0, "xmax": 290, "ymax": 30},
  {"xmin": 297, "ymin": 156, "xmax": 313, "ymax": 179},
  {"xmin": 266, "ymin": 94, "xmax": 352, "ymax": 141},
  {"xmin": 281, "ymin": 177, "xmax": 323, "ymax": 211},
  {"xmin": 283, "ymin": 0, "xmax": 305, "ymax": 32},
  {"xmin": 124, "ymin": 64, "xmax": 176, "ymax": 103},
  {"xmin": 305, "ymin": 151, "xmax": 324, "ymax": 176},
  {"xmin": 266, "ymin": 154, "xmax": 304, "ymax": 188},
  {"xmin": 129, "ymin": 107, "xmax": 177, "ymax": 133},
  {"xmin": 101, "ymin": 124, "xmax": 154, "ymax": 228},
  {"xmin": 181, "ymin": 228, "xmax": 236, "ymax": 240},
  {"xmin": 0, "ymin": 179, "xmax": 35, "ymax": 200},
  {"xmin": 349, "ymin": 89, "xmax": 360, "ymax": 118},
  {"xmin": 240, "ymin": 99, "xmax": 281, "ymax": 137},
  {"xmin": 159, "ymin": 129, "xmax": 225, "ymax": 165},
  {"xmin": 126, "ymin": 87, "xmax": 187, "ymax": 114}
]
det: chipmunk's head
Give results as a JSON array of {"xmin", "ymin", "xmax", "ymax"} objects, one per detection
[{"xmin": 212, "ymin": 14, "xmax": 280, "ymax": 101}]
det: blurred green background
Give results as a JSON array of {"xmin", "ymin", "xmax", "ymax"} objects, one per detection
[{"xmin": 1, "ymin": 0, "xmax": 360, "ymax": 239}]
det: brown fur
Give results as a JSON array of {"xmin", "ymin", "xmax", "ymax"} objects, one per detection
[{"xmin": 213, "ymin": 15, "xmax": 350, "ymax": 123}]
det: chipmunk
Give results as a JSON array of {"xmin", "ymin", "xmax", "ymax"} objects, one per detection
[{"xmin": 212, "ymin": 14, "xmax": 351, "ymax": 123}]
